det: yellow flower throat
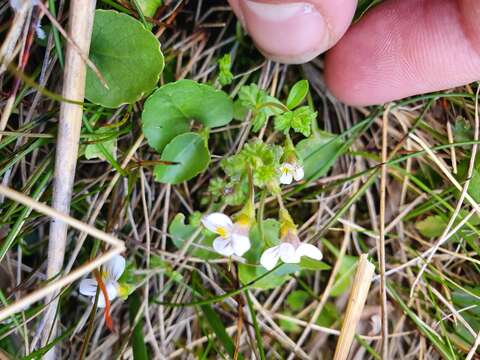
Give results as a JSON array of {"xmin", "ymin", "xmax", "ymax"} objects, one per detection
[{"xmin": 216, "ymin": 226, "xmax": 228, "ymax": 237}]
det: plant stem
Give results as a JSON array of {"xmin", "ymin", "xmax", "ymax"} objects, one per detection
[{"xmin": 41, "ymin": 0, "xmax": 96, "ymax": 356}]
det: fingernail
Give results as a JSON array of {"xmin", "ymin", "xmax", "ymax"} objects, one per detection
[{"xmin": 239, "ymin": 1, "xmax": 329, "ymax": 63}]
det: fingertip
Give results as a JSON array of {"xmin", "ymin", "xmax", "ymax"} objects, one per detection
[
  {"xmin": 228, "ymin": 0, "xmax": 356, "ymax": 64},
  {"xmin": 325, "ymin": 0, "xmax": 480, "ymax": 106}
]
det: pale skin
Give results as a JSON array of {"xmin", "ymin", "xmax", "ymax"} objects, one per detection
[{"xmin": 227, "ymin": 0, "xmax": 480, "ymax": 106}]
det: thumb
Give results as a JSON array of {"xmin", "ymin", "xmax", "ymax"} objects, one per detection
[{"xmin": 228, "ymin": 0, "xmax": 357, "ymax": 64}]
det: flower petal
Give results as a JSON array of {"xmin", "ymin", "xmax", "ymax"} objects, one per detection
[
  {"xmin": 293, "ymin": 165, "xmax": 304, "ymax": 181},
  {"xmin": 260, "ymin": 246, "xmax": 280, "ymax": 270},
  {"xmin": 201, "ymin": 213, "xmax": 233, "ymax": 235},
  {"xmin": 279, "ymin": 243, "xmax": 300, "ymax": 263},
  {"xmin": 213, "ymin": 237, "xmax": 235, "ymax": 256},
  {"xmin": 96, "ymin": 281, "xmax": 118, "ymax": 308},
  {"xmin": 231, "ymin": 233, "xmax": 251, "ymax": 256},
  {"xmin": 296, "ymin": 243, "xmax": 323, "ymax": 261},
  {"xmin": 279, "ymin": 172, "xmax": 293, "ymax": 185},
  {"xmin": 79, "ymin": 278, "xmax": 98, "ymax": 297},
  {"xmin": 281, "ymin": 162, "xmax": 294, "ymax": 171},
  {"xmin": 104, "ymin": 255, "xmax": 126, "ymax": 281}
]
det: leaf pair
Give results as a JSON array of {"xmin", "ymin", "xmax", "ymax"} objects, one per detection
[
  {"xmin": 142, "ymin": 80, "xmax": 233, "ymax": 184},
  {"xmin": 273, "ymin": 80, "xmax": 316, "ymax": 137},
  {"xmin": 84, "ymin": 10, "xmax": 234, "ymax": 184}
]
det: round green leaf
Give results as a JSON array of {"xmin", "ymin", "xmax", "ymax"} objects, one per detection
[
  {"xmin": 142, "ymin": 79, "xmax": 233, "ymax": 152},
  {"xmin": 154, "ymin": 132, "xmax": 210, "ymax": 184},
  {"xmin": 85, "ymin": 10, "xmax": 164, "ymax": 108},
  {"xmin": 137, "ymin": 0, "xmax": 163, "ymax": 17}
]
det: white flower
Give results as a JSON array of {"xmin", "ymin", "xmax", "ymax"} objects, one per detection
[
  {"xmin": 279, "ymin": 162, "xmax": 304, "ymax": 185},
  {"xmin": 201, "ymin": 212, "xmax": 251, "ymax": 257},
  {"xmin": 79, "ymin": 255, "xmax": 126, "ymax": 308},
  {"xmin": 35, "ymin": 22, "xmax": 46, "ymax": 40},
  {"xmin": 260, "ymin": 232, "xmax": 322, "ymax": 270}
]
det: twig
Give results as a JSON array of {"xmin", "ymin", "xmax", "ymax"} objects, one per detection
[
  {"xmin": 0, "ymin": 1, "xmax": 30, "ymax": 75},
  {"xmin": 41, "ymin": 0, "xmax": 97, "ymax": 355},
  {"xmin": 333, "ymin": 254, "xmax": 375, "ymax": 360},
  {"xmin": 0, "ymin": 184, "xmax": 125, "ymax": 322},
  {"xmin": 379, "ymin": 106, "xmax": 389, "ymax": 357},
  {"xmin": 446, "ymin": 121, "xmax": 457, "ymax": 174}
]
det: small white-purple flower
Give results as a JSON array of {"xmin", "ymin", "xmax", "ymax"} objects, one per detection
[
  {"xmin": 260, "ymin": 231, "xmax": 322, "ymax": 270},
  {"xmin": 279, "ymin": 162, "xmax": 304, "ymax": 185},
  {"xmin": 35, "ymin": 22, "xmax": 46, "ymax": 40},
  {"xmin": 201, "ymin": 212, "xmax": 251, "ymax": 257},
  {"xmin": 79, "ymin": 255, "xmax": 125, "ymax": 308}
]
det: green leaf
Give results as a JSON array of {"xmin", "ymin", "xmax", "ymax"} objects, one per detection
[
  {"xmin": 291, "ymin": 106, "xmax": 315, "ymax": 137},
  {"xmin": 169, "ymin": 213, "xmax": 218, "ymax": 260},
  {"xmin": 243, "ymin": 219, "xmax": 280, "ymax": 263},
  {"xmin": 286, "ymin": 80, "xmax": 309, "ymax": 110},
  {"xmin": 85, "ymin": 10, "xmax": 164, "ymax": 108},
  {"xmin": 330, "ymin": 254, "xmax": 357, "ymax": 297},
  {"xmin": 274, "ymin": 106, "xmax": 315, "ymax": 137},
  {"xmin": 238, "ymin": 84, "xmax": 284, "ymax": 132},
  {"xmin": 233, "ymin": 99, "xmax": 248, "ymax": 120},
  {"xmin": 142, "ymin": 79, "xmax": 233, "ymax": 152},
  {"xmin": 274, "ymin": 111, "xmax": 293, "ymax": 133},
  {"xmin": 154, "ymin": 132, "xmax": 210, "ymax": 184},
  {"xmin": 84, "ymin": 127, "xmax": 117, "ymax": 161},
  {"xmin": 252, "ymin": 111, "xmax": 268, "ymax": 132},
  {"xmin": 287, "ymin": 290, "xmax": 310, "ymax": 311},
  {"xmin": 299, "ymin": 257, "xmax": 330, "ymax": 271},
  {"xmin": 457, "ymin": 159, "xmax": 480, "ymax": 203},
  {"xmin": 22, "ymin": 326, "xmax": 75, "ymax": 360},
  {"xmin": 238, "ymin": 262, "xmax": 299, "ymax": 290},
  {"xmin": 416, "ymin": 215, "xmax": 446, "ymax": 238},
  {"xmin": 296, "ymin": 131, "xmax": 344, "ymax": 181},
  {"xmin": 221, "ymin": 140, "xmax": 283, "ymax": 189},
  {"xmin": 453, "ymin": 116, "xmax": 472, "ymax": 143},
  {"xmin": 217, "ymin": 53, "xmax": 234, "ymax": 86},
  {"xmin": 128, "ymin": 292, "xmax": 149, "ymax": 360},
  {"xmin": 279, "ymin": 311, "xmax": 301, "ymax": 333},
  {"xmin": 238, "ymin": 83, "xmax": 266, "ymax": 109},
  {"xmin": 136, "ymin": 0, "xmax": 162, "ymax": 17},
  {"xmin": 316, "ymin": 302, "xmax": 339, "ymax": 327},
  {"xmin": 191, "ymin": 273, "xmax": 242, "ymax": 359},
  {"xmin": 200, "ymin": 303, "xmax": 238, "ymax": 358}
]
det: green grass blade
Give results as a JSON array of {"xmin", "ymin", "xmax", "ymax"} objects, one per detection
[{"xmin": 129, "ymin": 291, "xmax": 150, "ymax": 360}]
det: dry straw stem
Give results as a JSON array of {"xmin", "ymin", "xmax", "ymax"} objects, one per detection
[
  {"xmin": 0, "ymin": 0, "xmax": 30, "ymax": 75},
  {"xmin": 0, "ymin": 1, "xmax": 30, "ymax": 141},
  {"xmin": 378, "ymin": 106, "xmax": 390, "ymax": 358},
  {"xmin": 0, "ymin": 184, "xmax": 125, "ymax": 322},
  {"xmin": 333, "ymin": 254, "xmax": 375, "ymax": 360},
  {"xmin": 42, "ymin": 0, "xmax": 96, "ymax": 353}
]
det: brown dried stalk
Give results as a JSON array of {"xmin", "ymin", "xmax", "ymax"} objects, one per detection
[
  {"xmin": 40, "ymin": 0, "xmax": 97, "ymax": 356},
  {"xmin": 333, "ymin": 254, "xmax": 375, "ymax": 360}
]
